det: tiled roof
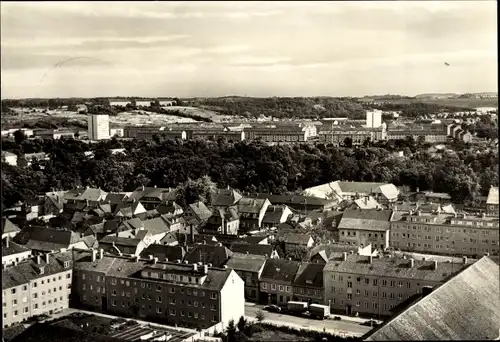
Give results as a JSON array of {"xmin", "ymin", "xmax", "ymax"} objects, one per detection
[
  {"xmin": 2, "ymin": 239, "xmax": 31, "ymax": 256},
  {"xmin": 324, "ymin": 254, "xmax": 470, "ymax": 282},
  {"xmin": 241, "ymin": 235, "xmax": 268, "ymax": 244},
  {"xmin": 251, "ymin": 193, "xmax": 336, "ymax": 207},
  {"xmin": 129, "ymin": 187, "xmax": 177, "ymax": 202},
  {"xmin": 78, "ymin": 188, "xmax": 107, "ymax": 201},
  {"xmin": 1, "ymin": 218, "xmax": 20, "ymax": 234},
  {"xmin": 293, "ymin": 262, "xmax": 325, "ymax": 288},
  {"xmin": 353, "ymin": 196, "xmax": 382, "ymax": 210},
  {"xmin": 214, "ymin": 189, "xmax": 243, "ymax": 207},
  {"xmin": 261, "ymin": 258, "xmax": 301, "ymax": 283},
  {"xmin": 238, "ymin": 198, "xmax": 268, "ymax": 214},
  {"xmin": 262, "ymin": 205, "xmax": 290, "ymax": 224},
  {"xmin": 184, "ymin": 244, "xmax": 233, "ymax": 267},
  {"xmin": 142, "ymin": 216, "xmax": 171, "ymax": 236},
  {"xmin": 2, "ymin": 251, "xmax": 72, "ymax": 289},
  {"xmin": 230, "ymin": 243, "xmax": 275, "ymax": 257},
  {"xmin": 156, "ymin": 201, "xmax": 183, "ymax": 215},
  {"xmin": 338, "ymin": 209, "xmax": 393, "ymax": 231},
  {"xmin": 188, "ymin": 202, "xmax": 212, "ymax": 221},
  {"xmin": 364, "ymin": 257, "xmax": 500, "ymax": 341},
  {"xmin": 99, "ymin": 235, "xmax": 142, "ymax": 247},
  {"xmin": 14, "ymin": 226, "xmax": 84, "ymax": 251},
  {"xmin": 104, "ymin": 192, "xmax": 129, "ymax": 204},
  {"xmin": 141, "ymin": 244, "xmax": 185, "ymax": 261},
  {"xmin": 159, "ymin": 232, "xmax": 179, "ymax": 245},
  {"xmin": 422, "ymin": 191, "xmax": 452, "ymax": 200},
  {"xmin": 487, "ymin": 186, "xmax": 499, "ymax": 205},
  {"xmin": 226, "ymin": 253, "xmax": 267, "ymax": 273}
]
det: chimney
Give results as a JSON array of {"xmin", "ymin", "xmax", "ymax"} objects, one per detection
[
  {"xmin": 45, "ymin": 254, "xmax": 50, "ymax": 264},
  {"xmin": 99, "ymin": 249, "xmax": 104, "ymax": 259},
  {"xmin": 142, "ymin": 185, "xmax": 145, "ymax": 191},
  {"xmin": 153, "ymin": 257, "xmax": 158, "ymax": 264},
  {"xmin": 5, "ymin": 236, "xmax": 9, "ymax": 248},
  {"xmin": 203, "ymin": 264, "xmax": 209, "ymax": 274},
  {"xmin": 37, "ymin": 255, "xmax": 42, "ymax": 264},
  {"xmin": 193, "ymin": 264, "xmax": 198, "ymax": 271},
  {"xmin": 91, "ymin": 249, "xmax": 98, "ymax": 262},
  {"xmin": 343, "ymin": 252, "xmax": 348, "ymax": 261},
  {"xmin": 432, "ymin": 260, "xmax": 438, "ymax": 270},
  {"xmin": 409, "ymin": 258, "xmax": 415, "ymax": 268},
  {"xmin": 462, "ymin": 256, "xmax": 468, "ymax": 264}
]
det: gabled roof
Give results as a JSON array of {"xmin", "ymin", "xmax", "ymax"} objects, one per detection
[
  {"xmin": 187, "ymin": 201, "xmax": 212, "ymax": 221},
  {"xmin": 104, "ymin": 192, "xmax": 129, "ymax": 204},
  {"xmin": 230, "ymin": 243, "xmax": 275, "ymax": 257},
  {"xmin": 14, "ymin": 226, "xmax": 84, "ymax": 252},
  {"xmin": 338, "ymin": 209, "xmax": 393, "ymax": 231},
  {"xmin": 262, "ymin": 205, "xmax": 290, "ymax": 224},
  {"xmin": 184, "ymin": 244, "xmax": 233, "ymax": 267},
  {"xmin": 129, "ymin": 186, "xmax": 177, "ymax": 202},
  {"xmin": 226, "ymin": 253, "xmax": 267, "ymax": 273},
  {"xmin": 364, "ymin": 257, "xmax": 500, "ymax": 341},
  {"xmin": 142, "ymin": 216, "xmax": 171, "ymax": 236},
  {"xmin": 238, "ymin": 198, "xmax": 268, "ymax": 214},
  {"xmin": 252, "ymin": 193, "xmax": 336, "ymax": 207},
  {"xmin": 78, "ymin": 187, "xmax": 107, "ymax": 201},
  {"xmin": 99, "ymin": 235, "xmax": 143, "ymax": 248},
  {"xmin": 214, "ymin": 189, "xmax": 243, "ymax": 207},
  {"xmin": 2, "ymin": 238, "xmax": 31, "ymax": 257},
  {"xmin": 279, "ymin": 232, "xmax": 313, "ymax": 245},
  {"xmin": 353, "ymin": 196, "xmax": 382, "ymax": 210},
  {"xmin": 261, "ymin": 258, "xmax": 300, "ymax": 283},
  {"xmin": 487, "ymin": 186, "xmax": 499, "ymax": 205},
  {"xmin": 1, "ymin": 218, "xmax": 20, "ymax": 235},
  {"xmin": 293, "ymin": 262, "xmax": 325, "ymax": 288},
  {"xmin": 159, "ymin": 232, "xmax": 179, "ymax": 245},
  {"xmin": 140, "ymin": 244, "xmax": 186, "ymax": 261},
  {"xmin": 156, "ymin": 201, "xmax": 183, "ymax": 215}
]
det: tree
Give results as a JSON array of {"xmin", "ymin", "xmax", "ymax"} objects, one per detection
[
  {"xmin": 237, "ymin": 316, "xmax": 247, "ymax": 332},
  {"xmin": 255, "ymin": 310, "xmax": 265, "ymax": 322},
  {"xmin": 226, "ymin": 319, "xmax": 237, "ymax": 342},
  {"xmin": 343, "ymin": 137, "xmax": 352, "ymax": 148},
  {"xmin": 14, "ymin": 130, "xmax": 25, "ymax": 145}
]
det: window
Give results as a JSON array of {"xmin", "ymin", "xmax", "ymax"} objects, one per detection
[
  {"xmin": 271, "ymin": 284, "xmax": 277, "ymax": 290},
  {"xmin": 156, "ymin": 307, "xmax": 162, "ymax": 314},
  {"xmin": 156, "ymin": 285, "xmax": 162, "ymax": 292},
  {"xmin": 32, "ymin": 282, "xmax": 38, "ymax": 288},
  {"xmin": 347, "ymin": 293, "xmax": 352, "ymax": 300},
  {"xmin": 356, "ymin": 301, "xmax": 360, "ymax": 307},
  {"xmin": 157, "ymin": 296, "xmax": 162, "ymax": 303},
  {"xmin": 210, "ymin": 293, "xmax": 217, "ymax": 300},
  {"xmin": 180, "ymin": 310, "xmax": 185, "ymax": 317},
  {"xmin": 364, "ymin": 290, "xmax": 369, "ymax": 297},
  {"xmin": 82, "ymin": 274, "xmax": 86, "ymax": 280},
  {"xmin": 188, "ymin": 300, "xmax": 192, "ymax": 306},
  {"xmin": 188, "ymin": 312, "xmax": 192, "ymax": 318},
  {"xmin": 33, "ymin": 293, "xmax": 38, "ymax": 299},
  {"xmin": 170, "ymin": 309, "xmax": 176, "ymax": 316},
  {"xmin": 347, "ymin": 282, "xmax": 352, "ymax": 288},
  {"xmin": 111, "ymin": 279, "xmax": 117, "ymax": 285},
  {"xmin": 13, "ymin": 310, "xmax": 18, "ymax": 317},
  {"xmin": 278, "ymin": 285, "xmax": 284, "ymax": 291},
  {"xmin": 390, "ymin": 293, "xmax": 395, "ymax": 299},
  {"xmin": 170, "ymin": 298, "xmax": 176, "ymax": 304},
  {"xmin": 365, "ymin": 278, "xmax": 370, "ymax": 285},
  {"xmin": 372, "ymin": 302, "xmax": 378, "ymax": 309},
  {"xmin": 112, "ymin": 300, "xmax": 117, "ymax": 307},
  {"xmin": 169, "ymin": 287, "xmax": 175, "ymax": 293},
  {"xmin": 210, "ymin": 304, "xmax": 217, "ymax": 311},
  {"xmin": 22, "ymin": 285, "xmax": 27, "ymax": 292},
  {"xmin": 372, "ymin": 291, "xmax": 377, "ymax": 297},
  {"xmin": 11, "ymin": 289, "xmax": 16, "ymax": 294},
  {"xmin": 212, "ymin": 316, "xmax": 218, "ymax": 322},
  {"xmin": 373, "ymin": 279, "xmax": 378, "ymax": 286},
  {"xmin": 390, "ymin": 281, "xmax": 395, "ymax": 287},
  {"xmin": 286, "ymin": 286, "xmax": 291, "ymax": 292},
  {"xmin": 194, "ymin": 301, "xmax": 198, "ymax": 307}
]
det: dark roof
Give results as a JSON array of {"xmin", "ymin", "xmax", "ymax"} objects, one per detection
[
  {"xmin": 237, "ymin": 198, "xmax": 269, "ymax": 214},
  {"xmin": 2, "ymin": 251, "xmax": 73, "ymax": 289},
  {"xmin": 261, "ymin": 258, "xmax": 301, "ymax": 283},
  {"xmin": 279, "ymin": 233, "xmax": 313, "ymax": 245},
  {"xmin": 159, "ymin": 232, "xmax": 179, "ymax": 245},
  {"xmin": 214, "ymin": 189, "xmax": 243, "ymax": 207},
  {"xmin": 241, "ymin": 235, "xmax": 268, "ymax": 244},
  {"xmin": 262, "ymin": 205, "xmax": 290, "ymax": 224},
  {"xmin": 140, "ymin": 244, "xmax": 186, "ymax": 261},
  {"xmin": 141, "ymin": 216, "xmax": 171, "ymax": 235},
  {"xmin": 293, "ymin": 262, "xmax": 325, "ymax": 288},
  {"xmin": 14, "ymin": 226, "xmax": 84, "ymax": 252},
  {"xmin": 2, "ymin": 238, "xmax": 31, "ymax": 257},
  {"xmin": 225, "ymin": 253, "xmax": 267, "ymax": 273},
  {"xmin": 105, "ymin": 192, "xmax": 129, "ymax": 204},
  {"xmin": 230, "ymin": 243, "xmax": 275, "ymax": 257},
  {"xmin": 184, "ymin": 244, "xmax": 233, "ymax": 267},
  {"xmin": 156, "ymin": 201, "xmax": 183, "ymax": 215},
  {"xmin": 364, "ymin": 257, "xmax": 500, "ymax": 341},
  {"xmin": 252, "ymin": 193, "xmax": 336, "ymax": 208},
  {"xmin": 2, "ymin": 218, "xmax": 21, "ymax": 235},
  {"xmin": 324, "ymin": 254, "xmax": 470, "ymax": 282},
  {"xmin": 188, "ymin": 202, "xmax": 212, "ymax": 221},
  {"xmin": 129, "ymin": 187, "xmax": 177, "ymax": 202},
  {"xmin": 99, "ymin": 235, "xmax": 142, "ymax": 248}
]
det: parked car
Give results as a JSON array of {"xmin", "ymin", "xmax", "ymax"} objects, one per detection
[
  {"xmin": 361, "ymin": 319, "xmax": 380, "ymax": 327},
  {"xmin": 264, "ymin": 304, "xmax": 282, "ymax": 313},
  {"xmin": 333, "ymin": 316, "xmax": 342, "ymax": 321}
]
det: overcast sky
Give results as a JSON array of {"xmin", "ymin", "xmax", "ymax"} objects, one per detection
[{"xmin": 1, "ymin": 1, "xmax": 497, "ymax": 99}]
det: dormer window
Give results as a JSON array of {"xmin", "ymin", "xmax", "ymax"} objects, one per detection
[
  {"xmin": 39, "ymin": 267, "xmax": 45, "ymax": 275},
  {"xmin": 64, "ymin": 261, "xmax": 70, "ymax": 268}
]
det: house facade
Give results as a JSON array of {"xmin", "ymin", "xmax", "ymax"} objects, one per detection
[{"xmin": 259, "ymin": 258, "xmax": 300, "ymax": 305}]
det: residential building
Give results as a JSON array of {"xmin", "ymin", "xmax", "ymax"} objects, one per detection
[
  {"xmin": 318, "ymin": 129, "xmax": 371, "ymax": 146},
  {"xmin": 387, "ymin": 124, "xmax": 448, "ymax": 143},
  {"xmin": 363, "ymin": 256, "xmax": 500, "ymax": 341},
  {"xmin": 310, "ymin": 244, "xmax": 375, "ymax": 264},
  {"xmin": 213, "ymin": 189, "xmax": 243, "ymax": 210},
  {"xmin": 2, "ymin": 252, "xmax": 73, "ymax": 328},
  {"xmin": 156, "ymin": 202, "xmax": 183, "ymax": 216},
  {"xmin": 261, "ymin": 205, "xmax": 293, "ymax": 228},
  {"xmin": 412, "ymin": 190, "xmax": 452, "ymax": 205},
  {"xmin": 229, "ymin": 243, "xmax": 279, "ymax": 259},
  {"xmin": 225, "ymin": 253, "xmax": 266, "ymax": 302},
  {"xmin": 390, "ymin": 211, "xmax": 499, "ymax": 257},
  {"xmin": 292, "ymin": 262, "xmax": 325, "ymax": 304},
  {"xmin": 72, "ymin": 250, "xmax": 245, "ymax": 330},
  {"xmin": 184, "ymin": 202, "xmax": 212, "ymax": 226},
  {"xmin": 323, "ymin": 253, "xmax": 470, "ymax": 318},
  {"xmin": 244, "ymin": 127, "xmax": 307, "ymax": 143},
  {"xmin": 486, "ymin": 186, "xmax": 499, "ymax": 217},
  {"xmin": 109, "ymin": 128, "xmax": 124, "ymax": 138},
  {"xmin": 128, "ymin": 186, "xmax": 177, "ymax": 210},
  {"xmin": 1, "ymin": 151, "xmax": 18, "ymax": 166},
  {"xmin": 1, "ymin": 218, "xmax": 21, "ymax": 240},
  {"xmin": 17, "ymin": 152, "xmax": 50, "ymax": 168},
  {"xmin": 98, "ymin": 235, "xmax": 148, "ymax": 256},
  {"xmin": 2, "ymin": 237, "xmax": 32, "ymax": 266},
  {"xmin": 88, "ymin": 113, "xmax": 110, "ymax": 140},
  {"xmin": 348, "ymin": 196, "xmax": 383, "ymax": 210},
  {"xmin": 366, "ymin": 110, "xmax": 382, "ymax": 128},
  {"xmin": 278, "ymin": 233, "xmax": 314, "ymax": 249},
  {"xmin": 14, "ymin": 226, "xmax": 94, "ymax": 253},
  {"xmin": 302, "ymin": 181, "xmax": 399, "ymax": 204},
  {"xmin": 338, "ymin": 209, "xmax": 393, "ymax": 249},
  {"xmin": 237, "ymin": 198, "xmax": 271, "ymax": 232},
  {"xmin": 140, "ymin": 245, "xmax": 186, "ymax": 262},
  {"xmin": 203, "ymin": 207, "xmax": 240, "ymax": 235},
  {"xmin": 250, "ymin": 193, "xmax": 337, "ymax": 212},
  {"xmin": 259, "ymin": 258, "xmax": 301, "ymax": 305},
  {"xmin": 184, "ymin": 243, "xmax": 233, "ymax": 268}
]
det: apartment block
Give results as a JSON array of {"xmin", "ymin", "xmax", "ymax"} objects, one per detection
[
  {"xmin": 2, "ymin": 251, "xmax": 73, "ymax": 328},
  {"xmin": 323, "ymin": 253, "xmax": 470, "ymax": 318},
  {"xmin": 486, "ymin": 187, "xmax": 499, "ymax": 217},
  {"xmin": 390, "ymin": 211, "xmax": 499, "ymax": 257},
  {"xmin": 73, "ymin": 250, "xmax": 245, "ymax": 330},
  {"xmin": 338, "ymin": 209, "xmax": 393, "ymax": 250},
  {"xmin": 88, "ymin": 114, "xmax": 110, "ymax": 140}
]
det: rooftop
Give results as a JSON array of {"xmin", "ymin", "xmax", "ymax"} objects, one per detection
[
  {"xmin": 293, "ymin": 262, "xmax": 325, "ymax": 288},
  {"xmin": 487, "ymin": 186, "xmax": 499, "ymax": 205},
  {"xmin": 230, "ymin": 243, "xmax": 275, "ymax": 257},
  {"xmin": 225, "ymin": 253, "xmax": 267, "ymax": 273},
  {"xmin": 260, "ymin": 258, "xmax": 301, "ymax": 283},
  {"xmin": 364, "ymin": 257, "xmax": 500, "ymax": 341}
]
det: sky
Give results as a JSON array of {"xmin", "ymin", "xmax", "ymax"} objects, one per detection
[{"xmin": 1, "ymin": 1, "xmax": 497, "ymax": 99}]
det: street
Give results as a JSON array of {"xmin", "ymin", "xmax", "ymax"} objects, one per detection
[{"xmin": 244, "ymin": 304, "xmax": 375, "ymax": 337}]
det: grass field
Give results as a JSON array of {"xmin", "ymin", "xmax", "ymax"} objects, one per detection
[
  {"xmin": 248, "ymin": 330, "xmax": 314, "ymax": 341},
  {"xmin": 162, "ymin": 106, "xmax": 235, "ymax": 122}
]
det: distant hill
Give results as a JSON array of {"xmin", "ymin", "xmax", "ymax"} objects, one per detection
[{"xmin": 415, "ymin": 93, "xmax": 459, "ymax": 99}]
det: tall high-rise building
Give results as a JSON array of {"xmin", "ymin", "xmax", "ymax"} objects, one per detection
[
  {"xmin": 366, "ymin": 110, "xmax": 382, "ymax": 128},
  {"xmin": 88, "ymin": 114, "xmax": 110, "ymax": 140}
]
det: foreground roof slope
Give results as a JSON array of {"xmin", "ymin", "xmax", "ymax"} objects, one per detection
[{"xmin": 364, "ymin": 256, "xmax": 500, "ymax": 341}]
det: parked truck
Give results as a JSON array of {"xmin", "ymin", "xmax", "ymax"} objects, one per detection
[
  {"xmin": 286, "ymin": 301, "xmax": 309, "ymax": 315},
  {"xmin": 309, "ymin": 304, "xmax": 330, "ymax": 320}
]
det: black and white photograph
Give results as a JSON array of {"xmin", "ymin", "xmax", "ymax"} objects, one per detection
[{"xmin": 1, "ymin": 1, "xmax": 499, "ymax": 341}]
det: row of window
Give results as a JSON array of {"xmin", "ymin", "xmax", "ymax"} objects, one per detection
[
  {"xmin": 341, "ymin": 231, "xmax": 385, "ymax": 238},
  {"xmin": 261, "ymin": 283, "xmax": 291, "ymax": 292}
]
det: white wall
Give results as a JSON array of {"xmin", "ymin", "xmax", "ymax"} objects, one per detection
[{"xmin": 219, "ymin": 270, "xmax": 245, "ymax": 329}]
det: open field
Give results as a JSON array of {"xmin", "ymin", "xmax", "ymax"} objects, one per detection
[
  {"xmin": 162, "ymin": 106, "xmax": 235, "ymax": 122},
  {"xmin": 360, "ymin": 97, "xmax": 498, "ymax": 109},
  {"xmin": 111, "ymin": 110, "xmax": 197, "ymax": 126}
]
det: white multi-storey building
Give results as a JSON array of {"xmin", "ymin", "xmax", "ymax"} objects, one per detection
[
  {"xmin": 366, "ymin": 110, "xmax": 382, "ymax": 128},
  {"xmin": 88, "ymin": 114, "xmax": 110, "ymax": 140}
]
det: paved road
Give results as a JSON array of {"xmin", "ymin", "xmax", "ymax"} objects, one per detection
[{"xmin": 245, "ymin": 304, "xmax": 374, "ymax": 337}]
